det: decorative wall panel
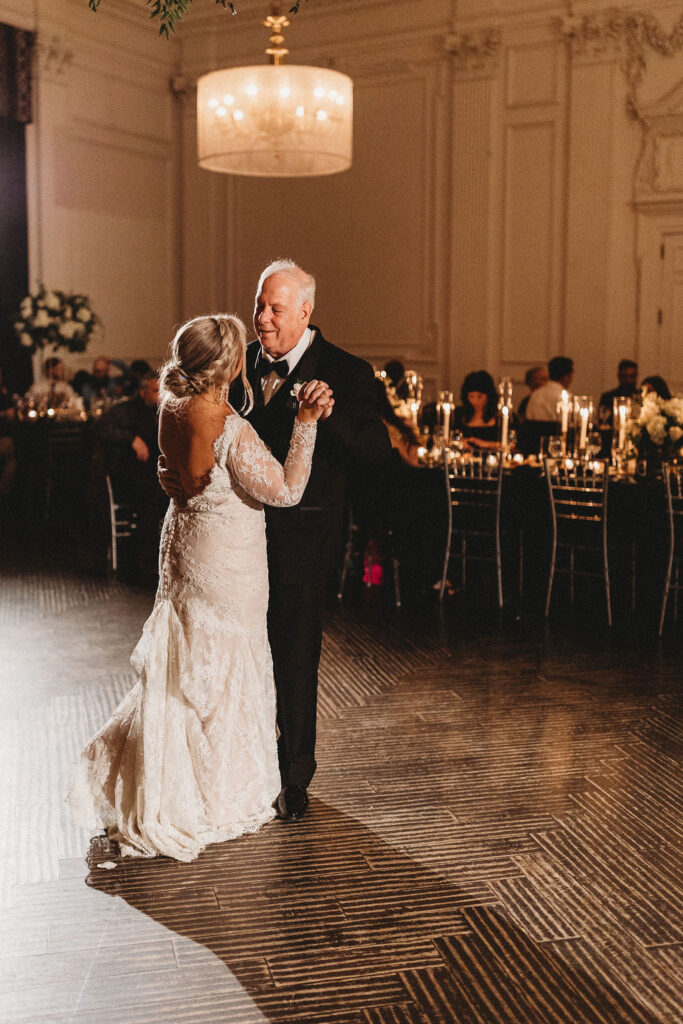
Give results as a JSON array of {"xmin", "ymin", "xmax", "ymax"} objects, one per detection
[{"xmin": 501, "ymin": 121, "xmax": 556, "ymax": 364}]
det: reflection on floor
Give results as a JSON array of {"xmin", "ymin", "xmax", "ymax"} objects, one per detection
[{"xmin": 1, "ymin": 564, "xmax": 682, "ymax": 1023}]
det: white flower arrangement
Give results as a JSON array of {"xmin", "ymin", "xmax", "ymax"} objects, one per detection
[
  {"xmin": 626, "ymin": 390, "xmax": 683, "ymax": 458},
  {"xmin": 14, "ymin": 285, "xmax": 100, "ymax": 356}
]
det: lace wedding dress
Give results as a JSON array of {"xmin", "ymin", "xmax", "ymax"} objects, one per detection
[{"xmin": 67, "ymin": 411, "xmax": 317, "ymax": 862}]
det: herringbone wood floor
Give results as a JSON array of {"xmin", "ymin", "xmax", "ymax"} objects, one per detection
[{"xmin": 1, "ymin": 564, "xmax": 682, "ymax": 1023}]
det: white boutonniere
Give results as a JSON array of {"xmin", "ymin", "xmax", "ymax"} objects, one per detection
[{"xmin": 288, "ymin": 379, "xmax": 305, "ymax": 410}]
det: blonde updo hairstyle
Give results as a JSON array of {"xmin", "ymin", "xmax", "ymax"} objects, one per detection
[{"xmin": 159, "ymin": 314, "xmax": 253, "ymax": 413}]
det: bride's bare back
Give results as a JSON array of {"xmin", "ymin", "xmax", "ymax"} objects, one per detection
[{"xmin": 159, "ymin": 396, "xmax": 233, "ymax": 498}]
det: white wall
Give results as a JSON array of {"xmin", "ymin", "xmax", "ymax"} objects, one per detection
[
  {"xmin": 4, "ymin": 0, "xmax": 683, "ymax": 400},
  {"xmin": 178, "ymin": 0, "xmax": 683, "ymax": 401},
  {"xmin": 1, "ymin": 0, "xmax": 178, "ymax": 375}
]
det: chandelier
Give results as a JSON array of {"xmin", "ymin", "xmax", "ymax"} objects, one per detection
[{"xmin": 197, "ymin": 9, "xmax": 353, "ymax": 177}]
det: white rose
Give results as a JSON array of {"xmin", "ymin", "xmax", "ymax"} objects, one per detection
[
  {"xmin": 291, "ymin": 382, "xmax": 303, "ymax": 398},
  {"xmin": 20, "ymin": 298, "xmax": 32, "ymax": 317},
  {"xmin": 20, "ymin": 332, "xmax": 33, "ymax": 348},
  {"xmin": 58, "ymin": 322, "xmax": 78, "ymax": 340},
  {"xmin": 44, "ymin": 291, "xmax": 60, "ymax": 310},
  {"xmin": 76, "ymin": 308, "xmax": 92, "ymax": 323},
  {"xmin": 33, "ymin": 309, "xmax": 50, "ymax": 328},
  {"xmin": 664, "ymin": 397, "xmax": 683, "ymax": 422},
  {"xmin": 669, "ymin": 426, "xmax": 683, "ymax": 442}
]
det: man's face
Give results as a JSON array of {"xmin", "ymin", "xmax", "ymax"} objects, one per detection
[
  {"xmin": 93, "ymin": 357, "xmax": 110, "ymax": 379},
  {"xmin": 618, "ymin": 366, "xmax": 638, "ymax": 388},
  {"xmin": 141, "ymin": 379, "xmax": 160, "ymax": 408},
  {"xmin": 531, "ymin": 367, "xmax": 549, "ymax": 391},
  {"xmin": 254, "ymin": 274, "xmax": 312, "ymax": 359},
  {"xmin": 48, "ymin": 362, "xmax": 65, "ymax": 381}
]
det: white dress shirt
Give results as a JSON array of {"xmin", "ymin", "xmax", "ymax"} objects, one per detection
[
  {"xmin": 260, "ymin": 327, "xmax": 314, "ymax": 404},
  {"xmin": 525, "ymin": 380, "xmax": 567, "ymax": 421}
]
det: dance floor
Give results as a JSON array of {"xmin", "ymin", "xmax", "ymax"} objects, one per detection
[{"xmin": 1, "ymin": 564, "xmax": 682, "ymax": 1024}]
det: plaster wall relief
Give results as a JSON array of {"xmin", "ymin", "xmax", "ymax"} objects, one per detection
[
  {"xmin": 446, "ymin": 27, "xmax": 500, "ymax": 392},
  {"xmin": 498, "ymin": 30, "xmax": 566, "ymax": 384},
  {"xmin": 557, "ymin": 7, "xmax": 683, "ymax": 395}
]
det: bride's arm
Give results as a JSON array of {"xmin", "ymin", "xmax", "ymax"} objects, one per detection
[
  {"xmin": 227, "ymin": 419, "xmax": 317, "ymax": 507},
  {"xmin": 227, "ymin": 380, "xmax": 332, "ymax": 507}
]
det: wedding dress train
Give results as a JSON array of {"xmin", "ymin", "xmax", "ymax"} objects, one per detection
[{"xmin": 67, "ymin": 412, "xmax": 316, "ymax": 862}]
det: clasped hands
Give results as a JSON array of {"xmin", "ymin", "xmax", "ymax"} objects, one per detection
[
  {"xmin": 296, "ymin": 379, "xmax": 334, "ymax": 423},
  {"xmin": 157, "ymin": 380, "xmax": 334, "ymax": 501}
]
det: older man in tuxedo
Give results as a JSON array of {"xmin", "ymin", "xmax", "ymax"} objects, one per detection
[
  {"xmin": 241, "ymin": 260, "xmax": 392, "ymax": 819},
  {"xmin": 161, "ymin": 260, "xmax": 391, "ymax": 820}
]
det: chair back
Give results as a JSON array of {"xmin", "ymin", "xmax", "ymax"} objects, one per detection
[
  {"xmin": 663, "ymin": 462, "xmax": 683, "ymax": 526},
  {"xmin": 544, "ymin": 458, "xmax": 608, "ymax": 526},
  {"xmin": 444, "ymin": 451, "xmax": 503, "ymax": 530}
]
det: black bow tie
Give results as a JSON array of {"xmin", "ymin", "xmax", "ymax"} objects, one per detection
[{"xmin": 259, "ymin": 358, "xmax": 290, "ymax": 379}]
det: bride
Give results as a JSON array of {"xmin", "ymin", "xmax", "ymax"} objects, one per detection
[{"xmin": 67, "ymin": 313, "xmax": 333, "ymax": 862}]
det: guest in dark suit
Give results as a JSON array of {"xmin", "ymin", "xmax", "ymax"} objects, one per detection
[
  {"xmin": 236, "ymin": 260, "xmax": 392, "ymax": 820},
  {"xmin": 598, "ymin": 359, "xmax": 638, "ymax": 428},
  {"xmin": 97, "ymin": 372, "xmax": 167, "ymax": 582}
]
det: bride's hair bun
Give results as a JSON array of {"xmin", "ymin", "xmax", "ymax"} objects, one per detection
[{"xmin": 159, "ymin": 314, "xmax": 252, "ymax": 411}]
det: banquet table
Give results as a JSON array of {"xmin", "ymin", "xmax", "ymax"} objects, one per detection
[
  {"xmin": 412, "ymin": 455, "xmax": 669, "ymax": 625},
  {"xmin": 11, "ymin": 417, "xmax": 93, "ymax": 549}
]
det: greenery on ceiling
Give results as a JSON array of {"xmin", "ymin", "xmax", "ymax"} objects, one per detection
[{"xmin": 87, "ymin": 0, "xmax": 308, "ymax": 38}]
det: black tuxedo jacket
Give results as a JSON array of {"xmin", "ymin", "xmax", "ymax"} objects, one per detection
[{"xmin": 230, "ymin": 325, "xmax": 391, "ymax": 511}]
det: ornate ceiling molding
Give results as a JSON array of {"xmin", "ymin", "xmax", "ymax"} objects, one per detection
[
  {"xmin": 445, "ymin": 27, "xmax": 500, "ymax": 79},
  {"xmin": 560, "ymin": 9, "xmax": 683, "ymax": 115}
]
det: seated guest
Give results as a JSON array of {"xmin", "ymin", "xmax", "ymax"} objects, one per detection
[
  {"xmin": 95, "ymin": 372, "xmax": 167, "ymax": 583},
  {"xmin": 375, "ymin": 378, "xmax": 419, "ymax": 466},
  {"xmin": 599, "ymin": 359, "xmax": 638, "ymax": 427},
  {"xmin": 25, "ymin": 357, "xmax": 79, "ymax": 409},
  {"xmin": 525, "ymin": 355, "xmax": 574, "ymax": 421},
  {"xmin": 122, "ymin": 359, "xmax": 153, "ymax": 397},
  {"xmin": 642, "ymin": 375, "xmax": 671, "ymax": 400},
  {"xmin": 73, "ymin": 355, "xmax": 125, "ymax": 409},
  {"xmin": 453, "ymin": 370, "xmax": 501, "ymax": 450},
  {"xmin": 518, "ymin": 365, "xmax": 548, "ymax": 421}
]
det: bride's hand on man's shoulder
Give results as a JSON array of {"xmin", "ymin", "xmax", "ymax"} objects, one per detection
[
  {"xmin": 296, "ymin": 380, "xmax": 335, "ymax": 423},
  {"xmin": 157, "ymin": 455, "xmax": 186, "ymax": 501}
]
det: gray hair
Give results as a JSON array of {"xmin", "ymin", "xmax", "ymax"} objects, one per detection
[{"xmin": 256, "ymin": 259, "xmax": 316, "ymax": 309}]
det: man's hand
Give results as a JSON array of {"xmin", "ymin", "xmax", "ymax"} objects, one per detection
[
  {"xmin": 157, "ymin": 455, "xmax": 185, "ymax": 501},
  {"xmin": 132, "ymin": 436, "xmax": 150, "ymax": 462}
]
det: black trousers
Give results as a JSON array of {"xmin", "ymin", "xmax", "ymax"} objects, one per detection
[{"xmin": 265, "ymin": 505, "xmax": 343, "ymax": 789}]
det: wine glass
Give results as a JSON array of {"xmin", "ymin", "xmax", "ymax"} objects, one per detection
[
  {"xmin": 547, "ymin": 436, "xmax": 563, "ymax": 459},
  {"xmin": 587, "ymin": 431, "xmax": 602, "ymax": 459}
]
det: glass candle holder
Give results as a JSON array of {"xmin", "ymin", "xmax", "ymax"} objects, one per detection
[{"xmin": 573, "ymin": 396, "xmax": 593, "ymax": 457}]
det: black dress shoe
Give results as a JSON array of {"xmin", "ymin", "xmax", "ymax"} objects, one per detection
[{"xmin": 276, "ymin": 785, "xmax": 309, "ymax": 821}]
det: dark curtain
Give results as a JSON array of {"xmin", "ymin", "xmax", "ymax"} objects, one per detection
[{"xmin": 0, "ymin": 25, "xmax": 34, "ymax": 394}]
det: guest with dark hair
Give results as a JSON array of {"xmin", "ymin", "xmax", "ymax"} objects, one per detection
[
  {"xmin": 518, "ymin": 365, "xmax": 548, "ymax": 421},
  {"xmin": 599, "ymin": 359, "xmax": 639, "ymax": 428},
  {"xmin": 642, "ymin": 375, "xmax": 671, "ymax": 400},
  {"xmin": 453, "ymin": 370, "xmax": 501, "ymax": 449},
  {"xmin": 96, "ymin": 371, "xmax": 167, "ymax": 583},
  {"xmin": 525, "ymin": 355, "xmax": 574, "ymax": 421}
]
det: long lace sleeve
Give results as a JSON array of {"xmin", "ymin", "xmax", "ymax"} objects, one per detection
[{"xmin": 227, "ymin": 418, "xmax": 317, "ymax": 507}]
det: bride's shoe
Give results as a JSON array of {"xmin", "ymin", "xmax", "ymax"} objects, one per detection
[{"xmin": 276, "ymin": 785, "xmax": 309, "ymax": 821}]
